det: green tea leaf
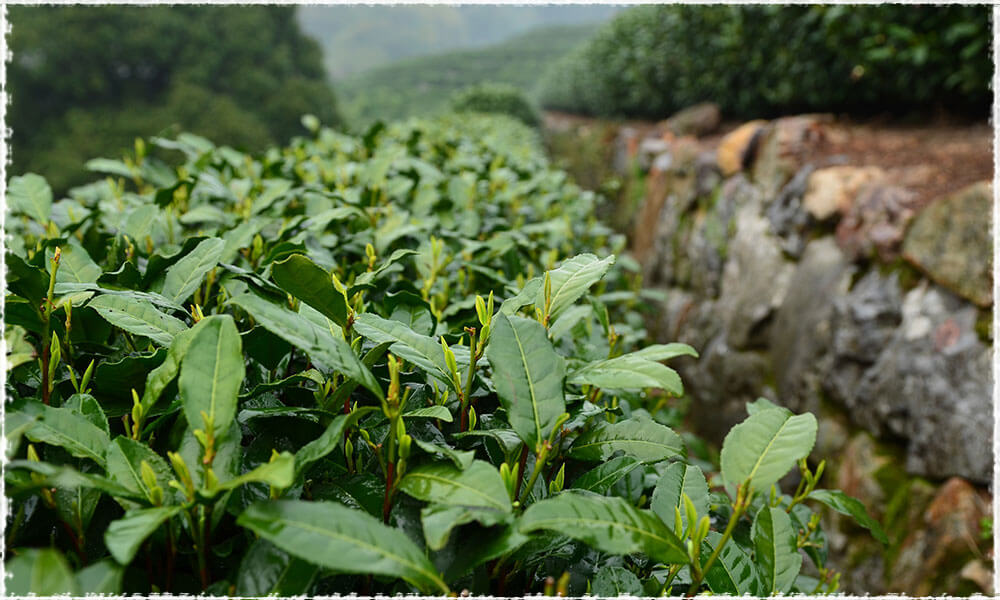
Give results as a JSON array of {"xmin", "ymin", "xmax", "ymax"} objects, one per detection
[
  {"xmin": 520, "ymin": 491, "xmax": 688, "ymax": 564},
  {"xmin": 76, "ymin": 559, "xmax": 125, "ymax": 595},
  {"xmin": 23, "ymin": 403, "xmax": 111, "ymax": 467},
  {"xmin": 53, "ymin": 242, "xmax": 102, "ymax": 284},
  {"xmin": 6, "ymin": 459, "xmax": 144, "ymax": 501},
  {"xmin": 592, "ymin": 565, "xmax": 643, "ymax": 596},
  {"xmin": 141, "ymin": 325, "xmax": 198, "ymax": 412},
  {"xmin": 237, "ymin": 500, "xmax": 449, "ymax": 594},
  {"xmin": 420, "ymin": 504, "xmax": 511, "ymax": 551},
  {"xmin": 230, "ymin": 293, "xmax": 382, "ymax": 400},
  {"xmin": 720, "ymin": 407, "xmax": 817, "ymax": 492},
  {"xmin": 398, "ymin": 460, "xmax": 511, "ymax": 512},
  {"xmin": 179, "ymin": 314, "xmax": 244, "ymax": 438},
  {"xmin": 485, "ymin": 313, "xmax": 566, "ymax": 450},
  {"xmin": 294, "ymin": 408, "xmax": 377, "ymax": 479},
  {"xmin": 160, "ymin": 237, "xmax": 224, "ymax": 304},
  {"xmin": 808, "ymin": 489, "xmax": 888, "ymax": 545},
  {"xmin": 271, "ymin": 254, "xmax": 347, "ymax": 327},
  {"xmin": 540, "ymin": 254, "xmax": 615, "ymax": 322},
  {"xmin": 105, "ymin": 505, "xmax": 183, "ymax": 564},
  {"xmin": 235, "ymin": 539, "xmax": 319, "ymax": 597},
  {"xmin": 88, "ymin": 294, "xmax": 188, "ymax": 347},
  {"xmin": 570, "ymin": 455, "xmax": 642, "ymax": 494},
  {"xmin": 569, "ymin": 416, "xmax": 683, "ymax": 464},
  {"xmin": 105, "ymin": 436, "xmax": 175, "ymax": 505},
  {"xmin": 354, "ymin": 312, "xmax": 453, "ymax": 391},
  {"xmin": 752, "ymin": 505, "xmax": 801, "ymax": 594},
  {"xmin": 630, "ymin": 343, "xmax": 699, "ymax": 361},
  {"xmin": 402, "ymin": 405, "xmax": 453, "ymax": 422},
  {"xmin": 9, "ymin": 173, "xmax": 53, "ymax": 224},
  {"xmin": 413, "ymin": 439, "xmax": 475, "ymax": 470},
  {"xmin": 650, "ymin": 463, "xmax": 709, "ymax": 530},
  {"xmin": 205, "ymin": 451, "xmax": 295, "ymax": 497},
  {"xmin": 6, "ymin": 548, "xmax": 79, "ymax": 595},
  {"xmin": 701, "ymin": 530, "xmax": 760, "ymax": 595},
  {"xmin": 569, "ymin": 355, "xmax": 683, "ymax": 395}
]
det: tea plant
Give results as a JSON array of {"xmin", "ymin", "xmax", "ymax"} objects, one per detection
[{"xmin": 4, "ymin": 114, "xmax": 885, "ymax": 595}]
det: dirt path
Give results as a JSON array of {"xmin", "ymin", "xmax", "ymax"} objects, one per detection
[{"xmin": 544, "ymin": 110, "xmax": 993, "ymax": 207}]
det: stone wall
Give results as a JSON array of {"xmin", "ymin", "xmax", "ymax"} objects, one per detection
[{"xmin": 619, "ymin": 113, "xmax": 993, "ymax": 594}]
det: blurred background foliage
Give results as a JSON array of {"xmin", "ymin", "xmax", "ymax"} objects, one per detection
[
  {"xmin": 538, "ymin": 5, "xmax": 992, "ymax": 119},
  {"xmin": 8, "ymin": 6, "xmax": 339, "ymax": 193},
  {"xmin": 7, "ymin": 5, "xmax": 991, "ymax": 195}
]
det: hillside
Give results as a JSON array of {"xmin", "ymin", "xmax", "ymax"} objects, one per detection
[
  {"xmin": 297, "ymin": 5, "xmax": 619, "ymax": 79},
  {"xmin": 337, "ymin": 24, "xmax": 600, "ymax": 128}
]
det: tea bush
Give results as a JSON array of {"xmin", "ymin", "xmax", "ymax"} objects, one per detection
[
  {"xmin": 539, "ymin": 5, "xmax": 991, "ymax": 119},
  {"xmin": 4, "ymin": 114, "xmax": 885, "ymax": 595},
  {"xmin": 450, "ymin": 83, "xmax": 542, "ymax": 127}
]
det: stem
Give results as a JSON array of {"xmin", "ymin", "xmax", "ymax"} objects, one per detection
[
  {"xmin": 382, "ymin": 414, "xmax": 399, "ymax": 523},
  {"xmin": 40, "ymin": 252, "xmax": 59, "ymax": 404},
  {"xmin": 461, "ymin": 328, "xmax": 479, "ymax": 431},
  {"xmin": 382, "ymin": 462, "xmax": 395, "ymax": 524},
  {"xmin": 519, "ymin": 445, "xmax": 550, "ymax": 505},
  {"xmin": 686, "ymin": 484, "xmax": 749, "ymax": 597},
  {"xmin": 512, "ymin": 445, "xmax": 529, "ymax": 501},
  {"xmin": 59, "ymin": 520, "xmax": 86, "ymax": 565},
  {"xmin": 166, "ymin": 524, "xmax": 176, "ymax": 592}
]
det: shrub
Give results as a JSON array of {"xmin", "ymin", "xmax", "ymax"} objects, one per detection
[
  {"xmin": 450, "ymin": 83, "xmax": 543, "ymax": 127},
  {"xmin": 8, "ymin": 6, "xmax": 340, "ymax": 193},
  {"xmin": 538, "ymin": 5, "xmax": 991, "ymax": 119},
  {"xmin": 4, "ymin": 114, "xmax": 883, "ymax": 595}
]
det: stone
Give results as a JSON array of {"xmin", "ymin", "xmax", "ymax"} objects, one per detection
[
  {"xmin": 684, "ymin": 334, "xmax": 775, "ymax": 444},
  {"xmin": 891, "ymin": 477, "xmax": 992, "ymax": 595},
  {"xmin": 612, "ymin": 126, "xmax": 640, "ymax": 175},
  {"xmin": 802, "ymin": 165, "xmax": 885, "ymax": 221},
  {"xmin": 716, "ymin": 119, "xmax": 767, "ymax": 176},
  {"xmin": 901, "ymin": 180, "xmax": 993, "ymax": 307},
  {"xmin": 717, "ymin": 199, "xmax": 795, "ymax": 349},
  {"xmin": 770, "ymin": 237, "xmax": 853, "ymax": 415},
  {"xmin": 766, "ymin": 165, "xmax": 815, "ymax": 257},
  {"xmin": 637, "ymin": 137, "xmax": 671, "ymax": 171},
  {"xmin": 661, "ymin": 102, "xmax": 721, "ymax": 138},
  {"xmin": 851, "ymin": 281, "xmax": 992, "ymax": 482},
  {"xmin": 829, "ymin": 271, "xmax": 903, "ymax": 365},
  {"xmin": 835, "ymin": 183, "xmax": 918, "ymax": 262},
  {"xmin": 751, "ymin": 114, "xmax": 832, "ymax": 197}
]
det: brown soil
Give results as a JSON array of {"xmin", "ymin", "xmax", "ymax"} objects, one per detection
[{"xmin": 544, "ymin": 110, "xmax": 994, "ymax": 207}]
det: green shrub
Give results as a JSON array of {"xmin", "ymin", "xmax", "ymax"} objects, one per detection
[
  {"xmin": 450, "ymin": 83, "xmax": 542, "ymax": 127},
  {"xmin": 539, "ymin": 5, "xmax": 991, "ymax": 119},
  {"xmin": 8, "ymin": 6, "xmax": 340, "ymax": 193},
  {"xmin": 5, "ymin": 114, "xmax": 883, "ymax": 595}
]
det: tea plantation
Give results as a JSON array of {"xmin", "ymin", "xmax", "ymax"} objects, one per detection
[{"xmin": 5, "ymin": 114, "xmax": 884, "ymax": 595}]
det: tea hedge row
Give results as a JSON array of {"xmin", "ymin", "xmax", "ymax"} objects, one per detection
[{"xmin": 5, "ymin": 114, "xmax": 885, "ymax": 595}]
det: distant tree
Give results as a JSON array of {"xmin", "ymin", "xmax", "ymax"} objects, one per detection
[{"xmin": 8, "ymin": 6, "xmax": 340, "ymax": 192}]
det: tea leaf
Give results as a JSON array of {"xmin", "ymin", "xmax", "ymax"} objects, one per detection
[
  {"xmin": 486, "ymin": 312, "xmax": 566, "ymax": 450},
  {"xmin": 398, "ymin": 460, "xmax": 512, "ymax": 512},
  {"xmin": 720, "ymin": 407, "xmax": 817, "ymax": 492},
  {"xmin": 569, "ymin": 416, "xmax": 683, "ymax": 464},
  {"xmin": 808, "ymin": 489, "xmax": 888, "ymax": 545},
  {"xmin": 88, "ymin": 294, "xmax": 188, "ymax": 347},
  {"xmin": 520, "ymin": 491, "xmax": 687, "ymax": 564},
  {"xmin": 271, "ymin": 254, "xmax": 348, "ymax": 327},
  {"xmin": 238, "ymin": 500, "xmax": 449, "ymax": 594},
  {"xmin": 752, "ymin": 506, "xmax": 801, "ymax": 594},
  {"xmin": 179, "ymin": 314, "xmax": 244, "ymax": 438}
]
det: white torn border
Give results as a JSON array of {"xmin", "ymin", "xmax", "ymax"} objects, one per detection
[{"xmin": 0, "ymin": 3, "xmax": 995, "ymax": 600}]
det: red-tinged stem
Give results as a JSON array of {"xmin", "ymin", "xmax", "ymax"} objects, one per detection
[{"xmin": 382, "ymin": 461, "xmax": 395, "ymax": 524}]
